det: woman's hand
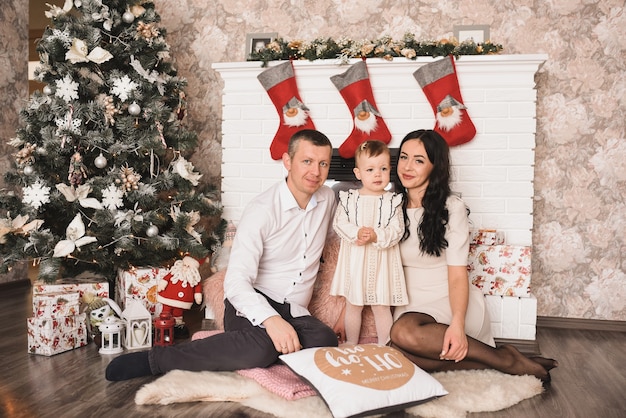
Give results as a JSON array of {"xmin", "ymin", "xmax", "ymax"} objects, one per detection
[{"xmin": 440, "ymin": 322, "xmax": 468, "ymax": 362}]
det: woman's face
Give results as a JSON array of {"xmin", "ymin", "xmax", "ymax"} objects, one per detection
[{"xmin": 396, "ymin": 139, "xmax": 434, "ymax": 191}]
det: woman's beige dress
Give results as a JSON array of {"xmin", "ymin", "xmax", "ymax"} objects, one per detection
[
  {"xmin": 393, "ymin": 195, "xmax": 495, "ymax": 347},
  {"xmin": 330, "ymin": 190, "xmax": 408, "ymax": 307}
]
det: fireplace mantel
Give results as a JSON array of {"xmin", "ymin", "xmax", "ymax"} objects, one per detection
[{"xmin": 213, "ymin": 54, "xmax": 547, "ymax": 246}]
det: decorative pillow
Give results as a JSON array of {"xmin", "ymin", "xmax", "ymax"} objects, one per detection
[{"xmin": 280, "ymin": 344, "xmax": 448, "ymax": 418}]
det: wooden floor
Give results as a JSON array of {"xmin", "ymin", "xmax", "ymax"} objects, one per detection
[{"xmin": 1, "ymin": 282, "xmax": 625, "ymax": 418}]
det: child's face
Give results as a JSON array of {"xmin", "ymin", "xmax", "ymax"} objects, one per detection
[{"xmin": 353, "ymin": 152, "xmax": 391, "ymax": 195}]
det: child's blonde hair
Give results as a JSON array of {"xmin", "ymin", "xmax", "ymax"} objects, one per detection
[{"xmin": 354, "ymin": 140, "xmax": 390, "ymax": 167}]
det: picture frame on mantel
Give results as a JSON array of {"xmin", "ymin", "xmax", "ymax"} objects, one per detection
[
  {"xmin": 246, "ymin": 32, "xmax": 277, "ymax": 58},
  {"xmin": 453, "ymin": 25, "xmax": 490, "ymax": 43}
]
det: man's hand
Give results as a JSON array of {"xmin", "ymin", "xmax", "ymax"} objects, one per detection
[{"xmin": 263, "ymin": 315, "xmax": 302, "ymax": 354}]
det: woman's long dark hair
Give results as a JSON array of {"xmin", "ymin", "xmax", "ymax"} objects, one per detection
[{"xmin": 393, "ymin": 130, "xmax": 451, "ymax": 256}]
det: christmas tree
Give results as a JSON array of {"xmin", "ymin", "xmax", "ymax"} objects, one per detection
[{"xmin": 0, "ymin": 0, "xmax": 225, "ymax": 283}]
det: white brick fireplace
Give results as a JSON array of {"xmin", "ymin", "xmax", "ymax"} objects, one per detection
[{"xmin": 212, "ymin": 54, "xmax": 547, "ymax": 340}]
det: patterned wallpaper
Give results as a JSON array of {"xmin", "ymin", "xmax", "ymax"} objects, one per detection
[
  {"xmin": 1, "ymin": 1, "xmax": 624, "ymax": 321},
  {"xmin": 0, "ymin": 0, "xmax": 29, "ymax": 283}
]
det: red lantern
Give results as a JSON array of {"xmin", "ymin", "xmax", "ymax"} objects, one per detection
[{"xmin": 153, "ymin": 311, "xmax": 175, "ymax": 346}]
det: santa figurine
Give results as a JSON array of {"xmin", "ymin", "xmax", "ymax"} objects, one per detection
[{"xmin": 157, "ymin": 256, "xmax": 204, "ymax": 339}]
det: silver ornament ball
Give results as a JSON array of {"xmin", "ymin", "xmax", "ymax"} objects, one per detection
[
  {"xmin": 94, "ymin": 153, "xmax": 107, "ymax": 169},
  {"xmin": 146, "ymin": 225, "xmax": 159, "ymax": 237},
  {"xmin": 43, "ymin": 85, "xmax": 53, "ymax": 95},
  {"xmin": 128, "ymin": 102, "xmax": 141, "ymax": 116},
  {"xmin": 23, "ymin": 165, "xmax": 34, "ymax": 176},
  {"xmin": 122, "ymin": 11, "xmax": 135, "ymax": 24}
]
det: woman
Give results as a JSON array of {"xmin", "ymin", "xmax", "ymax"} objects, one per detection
[{"xmin": 389, "ymin": 129, "xmax": 557, "ymax": 382}]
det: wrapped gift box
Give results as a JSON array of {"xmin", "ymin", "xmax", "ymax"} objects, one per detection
[
  {"xmin": 27, "ymin": 313, "xmax": 88, "ymax": 356},
  {"xmin": 32, "ymin": 279, "xmax": 109, "ymax": 300},
  {"xmin": 468, "ymin": 245, "xmax": 531, "ymax": 297},
  {"xmin": 32, "ymin": 291, "xmax": 80, "ymax": 318},
  {"xmin": 115, "ymin": 267, "xmax": 165, "ymax": 317},
  {"xmin": 470, "ymin": 229, "xmax": 505, "ymax": 246}
]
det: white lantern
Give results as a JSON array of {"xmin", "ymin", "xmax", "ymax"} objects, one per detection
[
  {"xmin": 98, "ymin": 316, "xmax": 124, "ymax": 354},
  {"xmin": 122, "ymin": 300, "xmax": 152, "ymax": 350}
]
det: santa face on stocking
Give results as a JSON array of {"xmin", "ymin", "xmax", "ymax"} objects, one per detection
[
  {"xmin": 436, "ymin": 94, "xmax": 467, "ymax": 132},
  {"xmin": 283, "ymin": 97, "xmax": 311, "ymax": 127},
  {"xmin": 353, "ymin": 100, "xmax": 382, "ymax": 134}
]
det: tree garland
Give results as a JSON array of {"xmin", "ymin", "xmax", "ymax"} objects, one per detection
[{"xmin": 249, "ymin": 32, "xmax": 503, "ymax": 67}]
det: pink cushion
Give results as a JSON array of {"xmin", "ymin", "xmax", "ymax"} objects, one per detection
[{"xmin": 192, "ymin": 330, "xmax": 317, "ymax": 400}]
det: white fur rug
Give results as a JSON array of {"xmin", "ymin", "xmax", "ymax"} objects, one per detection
[{"xmin": 135, "ymin": 368, "xmax": 542, "ymax": 418}]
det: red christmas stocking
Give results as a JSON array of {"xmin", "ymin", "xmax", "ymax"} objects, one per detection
[
  {"xmin": 331, "ymin": 60, "xmax": 391, "ymax": 159},
  {"xmin": 257, "ymin": 61, "xmax": 316, "ymax": 160},
  {"xmin": 413, "ymin": 55, "xmax": 476, "ymax": 146}
]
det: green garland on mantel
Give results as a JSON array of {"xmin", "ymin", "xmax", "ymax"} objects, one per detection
[{"xmin": 248, "ymin": 33, "xmax": 503, "ymax": 67}]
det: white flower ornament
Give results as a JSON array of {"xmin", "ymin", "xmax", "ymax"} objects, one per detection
[
  {"xmin": 45, "ymin": 0, "xmax": 73, "ymax": 18},
  {"xmin": 53, "ymin": 214, "xmax": 97, "ymax": 257},
  {"xmin": 0, "ymin": 214, "xmax": 44, "ymax": 244},
  {"xmin": 172, "ymin": 155, "xmax": 202, "ymax": 186},
  {"xmin": 56, "ymin": 183, "xmax": 103, "ymax": 209},
  {"xmin": 66, "ymin": 38, "xmax": 113, "ymax": 64}
]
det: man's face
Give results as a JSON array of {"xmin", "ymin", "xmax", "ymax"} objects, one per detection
[{"xmin": 284, "ymin": 140, "xmax": 332, "ymax": 199}]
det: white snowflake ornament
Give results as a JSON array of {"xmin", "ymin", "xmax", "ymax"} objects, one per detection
[
  {"xmin": 111, "ymin": 75, "xmax": 138, "ymax": 102},
  {"xmin": 55, "ymin": 75, "xmax": 79, "ymax": 103},
  {"xmin": 49, "ymin": 29, "xmax": 72, "ymax": 47},
  {"xmin": 55, "ymin": 111, "xmax": 82, "ymax": 135},
  {"xmin": 22, "ymin": 180, "xmax": 51, "ymax": 209},
  {"xmin": 101, "ymin": 184, "xmax": 124, "ymax": 210}
]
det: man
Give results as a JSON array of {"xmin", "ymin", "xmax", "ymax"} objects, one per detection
[{"xmin": 106, "ymin": 129, "xmax": 338, "ymax": 381}]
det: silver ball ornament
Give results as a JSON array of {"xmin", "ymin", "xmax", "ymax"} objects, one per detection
[
  {"xmin": 23, "ymin": 165, "xmax": 34, "ymax": 176},
  {"xmin": 146, "ymin": 224, "xmax": 159, "ymax": 237},
  {"xmin": 128, "ymin": 102, "xmax": 141, "ymax": 116},
  {"xmin": 122, "ymin": 11, "xmax": 135, "ymax": 24},
  {"xmin": 94, "ymin": 153, "xmax": 108, "ymax": 169},
  {"xmin": 43, "ymin": 85, "xmax": 53, "ymax": 95}
]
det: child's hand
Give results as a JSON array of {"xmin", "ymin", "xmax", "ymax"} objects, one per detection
[{"xmin": 356, "ymin": 227, "xmax": 376, "ymax": 245}]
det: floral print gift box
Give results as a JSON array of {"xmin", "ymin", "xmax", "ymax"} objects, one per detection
[
  {"xmin": 469, "ymin": 229, "xmax": 505, "ymax": 246},
  {"xmin": 32, "ymin": 291, "xmax": 80, "ymax": 318},
  {"xmin": 467, "ymin": 245, "xmax": 532, "ymax": 297},
  {"xmin": 115, "ymin": 267, "xmax": 165, "ymax": 317},
  {"xmin": 32, "ymin": 279, "xmax": 110, "ymax": 300},
  {"xmin": 27, "ymin": 313, "xmax": 87, "ymax": 356}
]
